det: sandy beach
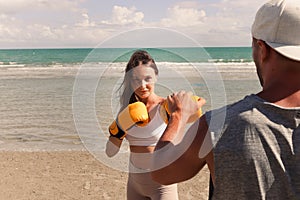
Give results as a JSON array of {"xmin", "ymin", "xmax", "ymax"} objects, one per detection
[
  {"xmin": 0, "ymin": 151, "xmax": 210, "ymax": 200},
  {"xmin": 0, "ymin": 49, "xmax": 259, "ymax": 200}
]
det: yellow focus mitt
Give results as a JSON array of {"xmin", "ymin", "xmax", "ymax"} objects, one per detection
[{"xmin": 161, "ymin": 95, "xmax": 202, "ymax": 124}]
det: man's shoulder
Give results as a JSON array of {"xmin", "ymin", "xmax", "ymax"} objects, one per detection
[{"xmin": 205, "ymin": 94, "xmax": 261, "ymax": 122}]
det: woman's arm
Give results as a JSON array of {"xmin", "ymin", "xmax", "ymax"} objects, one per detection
[
  {"xmin": 105, "ymin": 101, "xmax": 149, "ymax": 157},
  {"xmin": 105, "ymin": 136, "xmax": 123, "ymax": 157}
]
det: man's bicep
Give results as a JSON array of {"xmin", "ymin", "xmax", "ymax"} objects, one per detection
[
  {"xmin": 151, "ymin": 115, "xmax": 210, "ymax": 184},
  {"xmin": 180, "ymin": 116, "xmax": 211, "ymax": 177},
  {"xmin": 175, "ymin": 116, "xmax": 211, "ymax": 182}
]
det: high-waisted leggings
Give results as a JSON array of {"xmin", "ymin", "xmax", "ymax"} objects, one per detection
[{"xmin": 127, "ymin": 172, "xmax": 178, "ymax": 200}]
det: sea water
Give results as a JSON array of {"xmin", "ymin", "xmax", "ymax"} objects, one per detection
[{"xmin": 0, "ymin": 47, "xmax": 260, "ymax": 151}]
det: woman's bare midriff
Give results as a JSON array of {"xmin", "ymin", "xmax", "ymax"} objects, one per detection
[{"xmin": 130, "ymin": 145, "xmax": 156, "ymax": 153}]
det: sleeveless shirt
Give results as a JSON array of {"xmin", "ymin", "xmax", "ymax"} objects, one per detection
[{"xmin": 126, "ymin": 105, "xmax": 167, "ymax": 146}]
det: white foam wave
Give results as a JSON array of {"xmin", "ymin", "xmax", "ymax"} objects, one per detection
[{"xmin": 0, "ymin": 61, "xmax": 256, "ymax": 71}]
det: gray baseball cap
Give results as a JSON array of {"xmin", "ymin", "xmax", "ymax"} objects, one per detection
[{"xmin": 252, "ymin": 0, "xmax": 300, "ymax": 61}]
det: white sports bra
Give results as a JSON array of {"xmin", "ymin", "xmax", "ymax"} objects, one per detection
[{"xmin": 126, "ymin": 105, "xmax": 167, "ymax": 146}]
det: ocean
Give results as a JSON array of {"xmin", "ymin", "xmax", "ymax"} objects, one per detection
[
  {"xmin": 0, "ymin": 47, "xmax": 261, "ymax": 152},
  {"xmin": 0, "ymin": 47, "xmax": 253, "ymax": 65}
]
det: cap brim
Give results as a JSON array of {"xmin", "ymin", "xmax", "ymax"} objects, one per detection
[{"xmin": 266, "ymin": 42, "xmax": 300, "ymax": 62}]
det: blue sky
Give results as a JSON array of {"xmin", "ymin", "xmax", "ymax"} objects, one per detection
[{"xmin": 0, "ymin": 0, "xmax": 263, "ymax": 48}]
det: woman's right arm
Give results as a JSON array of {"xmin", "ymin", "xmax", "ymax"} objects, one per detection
[
  {"xmin": 105, "ymin": 136, "xmax": 123, "ymax": 157},
  {"xmin": 106, "ymin": 102, "xmax": 149, "ymax": 157}
]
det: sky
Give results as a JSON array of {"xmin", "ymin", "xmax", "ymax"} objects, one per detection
[{"xmin": 0, "ymin": 0, "xmax": 264, "ymax": 49}]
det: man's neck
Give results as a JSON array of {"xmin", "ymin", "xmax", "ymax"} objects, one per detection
[{"xmin": 258, "ymin": 86, "xmax": 300, "ymax": 107}]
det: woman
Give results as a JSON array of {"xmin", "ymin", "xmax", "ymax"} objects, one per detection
[{"xmin": 106, "ymin": 50, "xmax": 178, "ymax": 200}]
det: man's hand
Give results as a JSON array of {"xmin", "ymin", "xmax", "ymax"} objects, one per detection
[
  {"xmin": 166, "ymin": 91, "xmax": 206, "ymax": 124},
  {"xmin": 152, "ymin": 92, "xmax": 209, "ymax": 185}
]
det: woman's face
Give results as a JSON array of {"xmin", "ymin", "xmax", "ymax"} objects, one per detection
[{"xmin": 130, "ymin": 64, "xmax": 157, "ymax": 100}]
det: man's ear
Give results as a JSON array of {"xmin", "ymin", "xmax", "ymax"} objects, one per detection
[{"xmin": 256, "ymin": 40, "xmax": 270, "ymax": 63}]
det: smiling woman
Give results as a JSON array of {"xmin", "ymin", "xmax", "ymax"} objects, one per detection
[
  {"xmin": 105, "ymin": 50, "xmax": 179, "ymax": 200},
  {"xmin": 130, "ymin": 66, "xmax": 157, "ymax": 100}
]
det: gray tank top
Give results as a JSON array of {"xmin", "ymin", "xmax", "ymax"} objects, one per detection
[{"xmin": 205, "ymin": 94, "xmax": 300, "ymax": 200}]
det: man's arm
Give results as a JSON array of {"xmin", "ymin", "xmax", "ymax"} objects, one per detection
[{"xmin": 151, "ymin": 92, "xmax": 212, "ymax": 185}]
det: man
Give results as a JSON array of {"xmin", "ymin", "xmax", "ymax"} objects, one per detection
[{"xmin": 151, "ymin": 0, "xmax": 300, "ymax": 199}]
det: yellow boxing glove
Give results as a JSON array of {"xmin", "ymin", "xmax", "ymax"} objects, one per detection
[
  {"xmin": 108, "ymin": 102, "xmax": 149, "ymax": 139},
  {"xmin": 161, "ymin": 95, "xmax": 202, "ymax": 123}
]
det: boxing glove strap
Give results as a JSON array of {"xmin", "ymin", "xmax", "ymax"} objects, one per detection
[{"xmin": 108, "ymin": 120, "xmax": 126, "ymax": 140}]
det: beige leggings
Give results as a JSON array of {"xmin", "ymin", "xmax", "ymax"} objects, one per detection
[{"xmin": 127, "ymin": 172, "xmax": 178, "ymax": 200}]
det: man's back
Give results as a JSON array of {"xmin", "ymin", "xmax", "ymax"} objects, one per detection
[{"xmin": 206, "ymin": 94, "xmax": 300, "ymax": 199}]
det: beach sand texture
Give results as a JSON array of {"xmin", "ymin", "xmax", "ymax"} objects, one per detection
[{"xmin": 0, "ymin": 151, "xmax": 210, "ymax": 200}]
